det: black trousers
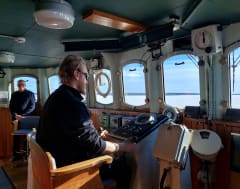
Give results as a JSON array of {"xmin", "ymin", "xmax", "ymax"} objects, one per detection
[
  {"xmin": 100, "ymin": 153, "xmax": 133, "ymax": 189},
  {"xmin": 13, "ymin": 135, "xmax": 27, "ymax": 158}
]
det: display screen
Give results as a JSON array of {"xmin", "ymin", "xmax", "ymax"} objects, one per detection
[
  {"xmin": 200, "ymin": 131, "xmax": 210, "ymax": 139},
  {"xmin": 231, "ymin": 133, "xmax": 240, "ymax": 172}
]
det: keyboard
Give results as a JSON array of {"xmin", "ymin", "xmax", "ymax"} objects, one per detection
[{"xmin": 108, "ymin": 115, "xmax": 168, "ymax": 143}]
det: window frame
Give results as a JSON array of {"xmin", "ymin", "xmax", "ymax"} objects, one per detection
[
  {"xmin": 121, "ymin": 59, "xmax": 148, "ymax": 108},
  {"xmin": 225, "ymin": 42, "xmax": 240, "ymax": 108},
  {"xmin": 162, "ymin": 52, "xmax": 200, "ymax": 109},
  {"xmin": 12, "ymin": 74, "xmax": 39, "ymax": 102},
  {"xmin": 93, "ymin": 68, "xmax": 114, "ymax": 105},
  {"xmin": 47, "ymin": 74, "xmax": 61, "ymax": 95}
]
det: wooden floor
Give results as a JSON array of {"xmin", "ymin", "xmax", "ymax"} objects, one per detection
[{"xmin": 0, "ymin": 158, "xmax": 27, "ymax": 189}]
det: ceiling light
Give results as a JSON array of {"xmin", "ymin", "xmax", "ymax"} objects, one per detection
[
  {"xmin": 0, "ymin": 67, "xmax": 6, "ymax": 78},
  {"xmin": 0, "ymin": 34, "xmax": 26, "ymax": 43},
  {"xmin": 170, "ymin": 16, "xmax": 181, "ymax": 31},
  {"xmin": 0, "ymin": 51, "xmax": 15, "ymax": 63},
  {"xmin": 34, "ymin": 0, "xmax": 75, "ymax": 29}
]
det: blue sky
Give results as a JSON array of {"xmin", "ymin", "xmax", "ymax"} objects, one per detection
[
  {"xmin": 164, "ymin": 54, "xmax": 199, "ymax": 93},
  {"xmin": 230, "ymin": 47, "xmax": 240, "ymax": 94},
  {"xmin": 122, "ymin": 55, "xmax": 200, "ymax": 94}
]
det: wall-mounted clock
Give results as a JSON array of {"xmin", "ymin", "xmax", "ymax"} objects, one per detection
[
  {"xmin": 194, "ymin": 30, "xmax": 212, "ymax": 50},
  {"xmin": 191, "ymin": 25, "xmax": 222, "ymax": 56}
]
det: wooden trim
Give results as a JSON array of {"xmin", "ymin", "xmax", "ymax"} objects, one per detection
[
  {"xmin": 29, "ymin": 138, "xmax": 112, "ymax": 189},
  {"xmin": 83, "ymin": 10, "xmax": 147, "ymax": 33},
  {"xmin": 0, "ymin": 108, "xmax": 13, "ymax": 158},
  {"xmin": 51, "ymin": 155, "xmax": 113, "ymax": 176}
]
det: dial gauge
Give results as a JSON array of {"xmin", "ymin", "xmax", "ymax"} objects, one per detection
[{"xmin": 194, "ymin": 30, "xmax": 212, "ymax": 49}]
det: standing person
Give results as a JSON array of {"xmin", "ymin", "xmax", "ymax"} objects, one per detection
[
  {"xmin": 9, "ymin": 79, "xmax": 36, "ymax": 161},
  {"xmin": 36, "ymin": 55, "xmax": 134, "ymax": 189},
  {"xmin": 9, "ymin": 79, "xmax": 35, "ymax": 120}
]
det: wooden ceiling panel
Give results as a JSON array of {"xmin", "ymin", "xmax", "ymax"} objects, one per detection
[{"xmin": 83, "ymin": 10, "xmax": 147, "ymax": 33}]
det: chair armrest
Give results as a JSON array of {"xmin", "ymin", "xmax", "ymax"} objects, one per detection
[
  {"xmin": 51, "ymin": 155, "xmax": 113, "ymax": 176},
  {"xmin": 12, "ymin": 120, "xmax": 18, "ymax": 131}
]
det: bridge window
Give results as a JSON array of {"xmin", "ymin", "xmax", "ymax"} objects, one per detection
[
  {"xmin": 229, "ymin": 47, "xmax": 240, "ymax": 108},
  {"xmin": 13, "ymin": 76, "xmax": 38, "ymax": 101},
  {"xmin": 163, "ymin": 54, "xmax": 200, "ymax": 108},
  {"xmin": 122, "ymin": 62, "xmax": 146, "ymax": 106},
  {"xmin": 94, "ymin": 69, "xmax": 113, "ymax": 104},
  {"xmin": 48, "ymin": 75, "xmax": 61, "ymax": 94}
]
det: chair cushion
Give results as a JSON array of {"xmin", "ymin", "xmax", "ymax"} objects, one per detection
[{"xmin": 14, "ymin": 129, "xmax": 32, "ymax": 135}]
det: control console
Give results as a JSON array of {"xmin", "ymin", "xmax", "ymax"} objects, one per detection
[{"xmin": 107, "ymin": 113, "xmax": 168, "ymax": 143}]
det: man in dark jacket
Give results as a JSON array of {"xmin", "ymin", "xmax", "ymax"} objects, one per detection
[
  {"xmin": 9, "ymin": 80, "xmax": 35, "ymax": 120},
  {"xmin": 37, "ymin": 55, "xmax": 134, "ymax": 188},
  {"xmin": 9, "ymin": 79, "xmax": 35, "ymax": 161}
]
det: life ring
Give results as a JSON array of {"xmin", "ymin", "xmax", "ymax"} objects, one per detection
[{"xmin": 95, "ymin": 72, "xmax": 112, "ymax": 98}]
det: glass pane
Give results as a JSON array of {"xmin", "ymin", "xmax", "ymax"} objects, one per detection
[
  {"xmin": 48, "ymin": 75, "xmax": 61, "ymax": 94},
  {"xmin": 122, "ymin": 63, "xmax": 146, "ymax": 106},
  {"xmin": 163, "ymin": 54, "xmax": 200, "ymax": 108},
  {"xmin": 13, "ymin": 76, "xmax": 38, "ymax": 101},
  {"xmin": 94, "ymin": 69, "xmax": 113, "ymax": 104},
  {"xmin": 229, "ymin": 47, "xmax": 240, "ymax": 108}
]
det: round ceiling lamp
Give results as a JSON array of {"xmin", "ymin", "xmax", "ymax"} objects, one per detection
[
  {"xmin": 0, "ymin": 51, "xmax": 15, "ymax": 64},
  {"xmin": 0, "ymin": 34, "xmax": 26, "ymax": 43},
  {"xmin": 34, "ymin": 0, "xmax": 75, "ymax": 29}
]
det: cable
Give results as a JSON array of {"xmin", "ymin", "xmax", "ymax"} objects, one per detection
[{"xmin": 206, "ymin": 161, "xmax": 210, "ymax": 189}]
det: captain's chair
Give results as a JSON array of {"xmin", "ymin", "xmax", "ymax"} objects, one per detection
[
  {"xmin": 28, "ymin": 137, "xmax": 115, "ymax": 189},
  {"xmin": 12, "ymin": 116, "xmax": 40, "ymax": 161}
]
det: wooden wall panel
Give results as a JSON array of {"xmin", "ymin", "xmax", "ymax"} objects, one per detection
[
  {"xmin": 0, "ymin": 108, "xmax": 13, "ymax": 158},
  {"xmin": 225, "ymin": 122, "xmax": 240, "ymax": 189},
  {"xmin": 211, "ymin": 121, "xmax": 229, "ymax": 189},
  {"xmin": 182, "ymin": 117, "xmax": 208, "ymax": 130},
  {"xmin": 231, "ymin": 171, "xmax": 240, "ymax": 189}
]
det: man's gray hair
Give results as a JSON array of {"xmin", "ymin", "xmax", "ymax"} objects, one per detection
[{"xmin": 58, "ymin": 55, "xmax": 86, "ymax": 84}]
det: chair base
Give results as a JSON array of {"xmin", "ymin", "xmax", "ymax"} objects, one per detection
[{"xmin": 103, "ymin": 179, "xmax": 117, "ymax": 189}]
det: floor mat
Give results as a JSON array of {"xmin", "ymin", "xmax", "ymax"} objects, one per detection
[{"xmin": 0, "ymin": 166, "xmax": 15, "ymax": 189}]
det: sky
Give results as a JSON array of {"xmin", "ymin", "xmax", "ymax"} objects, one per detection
[
  {"xmin": 163, "ymin": 54, "xmax": 199, "ymax": 93},
  {"xmin": 230, "ymin": 47, "xmax": 240, "ymax": 94}
]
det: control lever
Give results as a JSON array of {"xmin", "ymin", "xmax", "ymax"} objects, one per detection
[{"xmin": 160, "ymin": 168, "xmax": 170, "ymax": 189}]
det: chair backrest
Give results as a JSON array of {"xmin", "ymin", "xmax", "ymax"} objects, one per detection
[
  {"xmin": 29, "ymin": 136, "xmax": 113, "ymax": 189},
  {"xmin": 29, "ymin": 137, "xmax": 55, "ymax": 189},
  {"xmin": 18, "ymin": 116, "xmax": 40, "ymax": 130}
]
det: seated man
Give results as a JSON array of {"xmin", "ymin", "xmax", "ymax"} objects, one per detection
[{"xmin": 36, "ymin": 55, "xmax": 134, "ymax": 189}]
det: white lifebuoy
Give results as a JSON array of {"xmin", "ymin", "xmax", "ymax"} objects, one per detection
[{"xmin": 95, "ymin": 72, "xmax": 112, "ymax": 98}]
